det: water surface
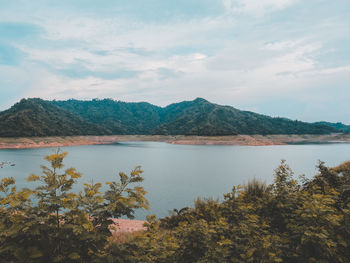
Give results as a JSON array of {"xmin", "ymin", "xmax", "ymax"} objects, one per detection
[{"xmin": 1, "ymin": 142, "xmax": 349, "ymax": 219}]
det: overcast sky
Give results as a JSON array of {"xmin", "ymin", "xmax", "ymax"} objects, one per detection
[{"xmin": 0, "ymin": 0, "xmax": 349, "ymax": 123}]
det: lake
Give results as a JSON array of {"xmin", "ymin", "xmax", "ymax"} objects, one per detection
[{"xmin": 1, "ymin": 142, "xmax": 350, "ymax": 219}]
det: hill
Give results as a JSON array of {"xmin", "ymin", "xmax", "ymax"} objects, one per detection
[
  {"xmin": 52, "ymin": 99, "xmax": 162, "ymax": 134},
  {"xmin": 314, "ymin": 121, "xmax": 350, "ymax": 133},
  {"xmin": 0, "ymin": 98, "xmax": 338, "ymax": 137},
  {"xmin": 154, "ymin": 98, "xmax": 336, "ymax": 135},
  {"xmin": 0, "ymin": 98, "xmax": 110, "ymax": 137}
]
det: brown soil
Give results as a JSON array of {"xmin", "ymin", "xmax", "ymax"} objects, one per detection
[
  {"xmin": 0, "ymin": 134, "xmax": 349, "ymax": 149},
  {"xmin": 110, "ymin": 219, "xmax": 146, "ymax": 234}
]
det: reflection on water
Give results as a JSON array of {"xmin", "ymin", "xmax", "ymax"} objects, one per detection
[
  {"xmin": 1, "ymin": 142, "xmax": 350, "ymax": 219},
  {"xmin": 286, "ymin": 141, "xmax": 350, "ymax": 145},
  {"xmin": 111, "ymin": 141, "xmax": 157, "ymax": 148}
]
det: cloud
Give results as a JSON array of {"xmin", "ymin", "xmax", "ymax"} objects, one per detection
[
  {"xmin": 0, "ymin": 0, "xmax": 350, "ymax": 123},
  {"xmin": 223, "ymin": 0, "xmax": 299, "ymax": 16},
  {"xmin": 37, "ymin": 15, "xmax": 234, "ymax": 53}
]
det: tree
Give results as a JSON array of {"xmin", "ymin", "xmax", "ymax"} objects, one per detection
[
  {"xmin": 0, "ymin": 149, "xmax": 148, "ymax": 262},
  {"xmin": 110, "ymin": 160, "xmax": 350, "ymax": 263},
  {"xmin": 1, "ymin": 154, "xmax": 350, "ymax": 262}
]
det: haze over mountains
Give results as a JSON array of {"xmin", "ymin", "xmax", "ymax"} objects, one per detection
[{"xmin": 0, "ymin": 98, "xmax": 343, "ymax": 137}]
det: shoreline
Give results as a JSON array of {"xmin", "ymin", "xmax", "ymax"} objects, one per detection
[
  {"xmin": 0, "ymin": 134, "xmax": 350, "ymax": 149},
  {"xmin": 111, "ymin": 219, "xmax": 146, "ymax": 234}
]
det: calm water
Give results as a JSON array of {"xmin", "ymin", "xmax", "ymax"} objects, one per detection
[{"xmin": 1, "ymin": 142, "xmax": 350, "ymax": 219}]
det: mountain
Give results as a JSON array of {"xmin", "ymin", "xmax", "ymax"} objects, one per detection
[
  {"xmin": 314, "ymin": 121, "xmax": 350, "ymax": 133},
  {"xmin": 154, "ymin": 98, "xmax": 337, "ymax": 135},
  {"xmin": 0, "ymin": 98, "xmax": 338, "ymax": 137},
  {"xmin": 53, "ymin": 97, "xmax": 336, "ymax": 136},
  {"xmin": 52, "ymin": 99, "xmax": 162, "ymax": 134},
  {"xmin": 0, "ymin": 98, "xmax": 110, "ymax": 137}
]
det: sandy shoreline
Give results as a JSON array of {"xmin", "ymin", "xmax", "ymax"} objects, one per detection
[
  {"xmin": 0, "ymin": 134, "xmax": 349, "ymax": 149},
  {"xmin": 111, "ymin": 219, "xmax": 146, "ymax": 234}
]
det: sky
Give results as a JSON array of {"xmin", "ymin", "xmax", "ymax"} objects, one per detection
[{"xmin": 0, "ymin": 0, "xmax": 349, "ymax": 123}]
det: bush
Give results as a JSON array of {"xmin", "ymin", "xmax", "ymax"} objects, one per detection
[{"xmin": 0, "ymin": 149, "xmax": 148, "ymax": 262}]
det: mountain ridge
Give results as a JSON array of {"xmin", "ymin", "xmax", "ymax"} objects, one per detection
[
  {"xmin": 0, "ymin": 97, "xmax": 341, "ymax": 137},
  {"xmin": 0, "ymin": 98, "xmax": 111, "ymax": 137},
  {"xmin": 314, "ymin": 121, "xmax": 350, "ymax": 133}
]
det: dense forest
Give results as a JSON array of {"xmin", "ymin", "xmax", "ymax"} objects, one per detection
[
  {"xmin": 314, "ymin": 121, "xmax": 350, "ymax": 133},
  {"xmin": 0, "ymin": 151, "xmax": 349, "ymax": 262},
  {"xmin": 0, "ymin": 99, "xmax": 110, "ymax": 137},
  {"xmin": 0, "ymin": 98, "xmax": 340, "ymax": 137}
]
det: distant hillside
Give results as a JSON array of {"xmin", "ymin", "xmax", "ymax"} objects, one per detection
[
  {"xmin": 0, "ymin": 98, "xmax": 338, "ymax": 137},
  {"xmin": 0, "ymin": 99, "xmax": 110, "ymax": 137},
  {"xmin": 314, "ymin": 121, "xmax": 350, "ymax": 133},
  {"xmin": 52, "ymin": 99, "xmax": 162, "ymax": 134},
  {"xmin": 53, "ymin": 97, "xmax": 336, "ymax": 136},
  {"xmin": 153, "ymin": 98, "xmax": 337, "ymax": 135}
]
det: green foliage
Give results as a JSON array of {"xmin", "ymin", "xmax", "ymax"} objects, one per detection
[
  {"xmin": 53, "ymin": 98, "xmax": 163, "ymax": 135},
  {"xmin": 1, "ymin": 149, "xmax": 349, "ymax": 262},
  {"xmin": 111, "ymin": 160, "xmax": 350, "ymax": 263},
  {"xmin": 0, "ymin": 98, "xmax": 337, "ymax": 137},
  {"xmin": 314, "ymin": 121, "xmax": 350, "ymax": 133},
  {"xmin": 55, "ymin": 97, "xmax": 337, "ymax": 136},
  {"xmin": 0, "ymin": 149, "xmax": 148, "ymax": 262},
  {"xmin": 0, "ymin": 98, "xmax": 110, "ymax": 137}
]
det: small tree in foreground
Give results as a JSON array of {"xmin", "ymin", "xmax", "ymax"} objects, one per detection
[{"xmin": 0, "ymin": 149, "xmax": 148, "ymax": 263}]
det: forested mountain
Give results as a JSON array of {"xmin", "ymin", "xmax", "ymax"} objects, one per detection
[
  {"xmin": 153, "ymin": 98, "xmax": 336, "ymax": 135},
  {"xmin": 53, "ymin": 97, "xmax": 337, "ymax": 135},
  {"xmin": 52, "ymin": 99, "xmax": 162, "ymax": 134},
  {"xmin": 0, "ymin": 97, "xmax": 339, "ymax": 137},
  {"xmin": 314, "ymin": 121, "xmax": 350, "ymax": 133},
  {"xmin": 0, "ymin": 98, "xmax": 110, "ymax": 137}
]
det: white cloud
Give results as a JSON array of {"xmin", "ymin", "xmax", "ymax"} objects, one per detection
[
  {"xmin": 38, "ymin": 15, "xmax": 235, "ymax": 52},
  {"xmin": 321, "ymin": 65, "xmax": 350, "ymax": 75},
  {"xmin": 1, "ymin": 0, "xmax": 350, "ymax": 122},
  {"xmin": 223, "ymin": 0, "xmax": 299, "ymax": 16},
  {"xmin": 263, "ymin": 40, "xmax": 303, "ymax": 51},
  {"xmin": 24, "ymin": 36, "xmax": 348, "ymax": 112},
  {"xmin": 15, "ymin": 16, "xmax": 350, "ymax": 112}
]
